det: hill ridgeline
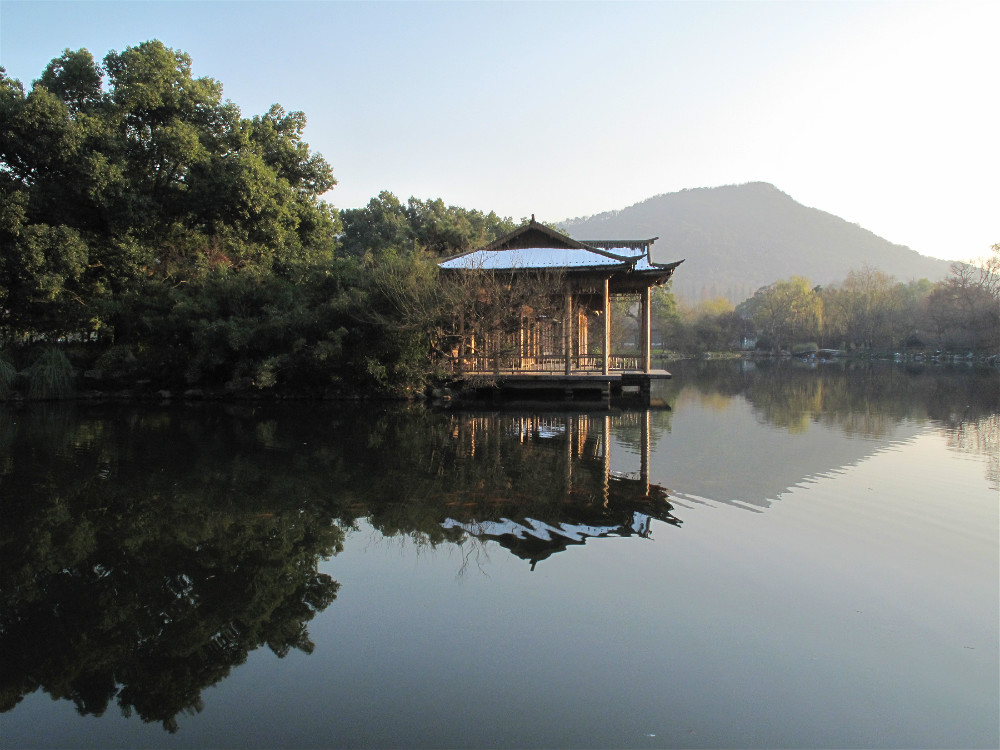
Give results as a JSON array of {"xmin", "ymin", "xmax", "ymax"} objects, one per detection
[{"xmin": 559, "ymin": 182, "xmax": 952, "ymax": 304}]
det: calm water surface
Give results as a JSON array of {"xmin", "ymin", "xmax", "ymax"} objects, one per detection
[{"xmin": 1, "ymin": 361, "xmax": 997, "ymax": 749}]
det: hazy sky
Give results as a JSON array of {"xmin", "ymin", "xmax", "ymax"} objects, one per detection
[{"xmin": 2, "ymin": 0, "xmax": 997, "ymax": 261}]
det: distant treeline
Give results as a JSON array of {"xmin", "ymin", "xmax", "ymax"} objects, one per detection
[
  {"xmin": 1, "ymin": 42, "xmax": 996, "ymax": 400},
  {"xmin": 642, "ymin": 255, "xmax": 998, "ymax": 357}
]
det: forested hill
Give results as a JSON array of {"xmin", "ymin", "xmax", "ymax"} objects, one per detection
[{"xmin": 559, "ymin": 183, "xmax": 952, "ymax": 303}]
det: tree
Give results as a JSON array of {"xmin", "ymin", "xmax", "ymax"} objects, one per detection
[
  {"xmin": 651, "ymin": 285, "xmax": 680, "ymax": 349},
  {"xmin": 338, "ymin": 192, "xmax": 515, "ymax": 259},
  {"xmin": 945, "ymin": 244, "xmax": 1000, "ymax": 351},
  {"xmin": 820, "ymin": 266, "xmax": 903, "ymax": 350},
  {"xmin": 807, "ymin": 270, "xmax": 948, "ymax": 352},
  {"xmin": 740, "ymin": 276, "xmax": 822, "ymax": 352},
  {"xmin": 0, "ymin": 42, "xmax": 339, "ymax": 342},
  {"xmin": 337, "ymin": 191, "xmax": 411, "ymax": 259},
  {"xmin": 36, "ymin": 48, "xmax": 104, "ymax": 113},
  {"xmin": 923, "ymin": 244, "xmax": 1000, "ymax": 352}
]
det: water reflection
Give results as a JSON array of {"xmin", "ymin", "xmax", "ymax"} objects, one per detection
[
  {"xmin": 661, "ymin": 359, "xmax": 999, "ymax": 440},
  {"xmin": 1, "ymin": 361, "xmax": 996, "ymax": 736},
  {"xmin": 654, "ymin": 360, "xmax": 1000, "ymax": 503},
  {"xmin": 946, "ymin": 412, "xmax": 1000, "ymax": 490},
  {"xmin": 0, "ymin": 405, "xmax": 344, "ymax": 732},
  {"xmin": 0, "ymin": 404, "xmax": 677, "ymax": 731}
]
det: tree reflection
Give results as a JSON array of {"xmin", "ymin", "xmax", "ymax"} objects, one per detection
[
  {"xmin": 0, "ymin": 405, "xmax": 344, "ymax": 732},
  {"xmin": 943, "ymin": 412, "xmax": 999, "ymax": 490},
  {"xmin": 662, "ymin": 359, "xmax": 1000, "ymax": 441}
]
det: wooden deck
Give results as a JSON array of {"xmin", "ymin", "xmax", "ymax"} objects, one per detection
[{"xmin": 451, "ymin": 369, "xmax": 671, "ymax": 405}]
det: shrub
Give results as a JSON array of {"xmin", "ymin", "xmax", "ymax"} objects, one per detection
[{"xmin": 94, "ymin": 344, "xmax": 139, "ymax": 377}]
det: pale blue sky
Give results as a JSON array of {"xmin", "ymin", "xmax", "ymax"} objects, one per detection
[{"xmin": 2, "ymin": 0, "xmax": 997, "ymax": 261}]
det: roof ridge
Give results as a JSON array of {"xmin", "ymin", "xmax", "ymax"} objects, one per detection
[{"xmin": 480, "ymin": 217, "xmax": 592, "ymax": 252}]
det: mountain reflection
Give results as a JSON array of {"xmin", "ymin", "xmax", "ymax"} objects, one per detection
[{"xmin": 651, "ymin": 360, "xmax": 1000, "ymax": 507}]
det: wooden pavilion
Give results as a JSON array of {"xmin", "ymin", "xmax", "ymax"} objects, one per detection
[{"xmin": 438, "ymin": 218, "xmax": 683, "ymax": 401}]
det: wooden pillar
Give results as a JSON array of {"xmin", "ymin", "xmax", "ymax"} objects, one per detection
[
  {"xmin": 564, "ymin": 415, "xmax": 573, "ymax": 489},
  {"xmin": 602, "ymin": 414, "xmax": 611, "ymax": 507},
  {"xmin": 457, "ymin": 310, "xmax": 466, "ymax": 375},
  {"xmin": 564, "ymin": 291, "xmax": 573, "ymax": 375},
  {"xmin": 602, "ymin": 278, "xmax": 610, "ymax": 376},
  {"xmin": 641, "ymin": 285, "xmax": 652, "ymax": 373},
  {"xmin": 518, "ymin": 312, "xmax": 525, "ymax": 369},
  {"xmin": 640, "ymin": 408, "xmax": 650, "ymax": 496}
]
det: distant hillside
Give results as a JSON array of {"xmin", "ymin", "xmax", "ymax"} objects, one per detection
[{"xmin": 559, "ymin": 183, "xmax": 952, "ymax": 304}]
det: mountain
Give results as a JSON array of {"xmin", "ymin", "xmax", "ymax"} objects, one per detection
[{"xmin": 558, "ymin": 182, "xmax": 952, "ymax": 304}]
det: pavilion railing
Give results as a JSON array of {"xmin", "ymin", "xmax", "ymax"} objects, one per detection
[{"xmin": 448, "ymin": 354, "xmax": 643, "ymax": 375}]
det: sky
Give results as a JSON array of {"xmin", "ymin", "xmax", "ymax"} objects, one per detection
[{"xmin": 1, "ymin": 0, "xmax": 997, "ymax": 262}]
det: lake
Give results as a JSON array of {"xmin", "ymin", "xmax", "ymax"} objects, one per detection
[{"xmin": 1, "ymin": 360, "xmax": 997, "ymax": 749}]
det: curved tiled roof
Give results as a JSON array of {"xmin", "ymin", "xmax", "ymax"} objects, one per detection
[
  {"xmin": 439, "ymin": 246, "xmax": 630, "ymax": 271},
  {"xmin": 437, "ymin": 218, "xmax": 682, "ymax": 278}
]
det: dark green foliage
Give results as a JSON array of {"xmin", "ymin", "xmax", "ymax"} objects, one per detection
[
  {"xmin": 111, "ymin": 254, "xmax": 440, "ymax": 396},
  {"xmin": 93, "ymin": 344, "xmax": 138, "ymax": 378},
  {"xmin": 161, "ymin": 267, "xmax": 354, "ymax": 392},
  {"xmin": 0, "ymin": 42, "xmax": 339, "ymax": 343},
  {"xmin": 339, "ymin": 191, "xmax": 516, "ymax": 258}
]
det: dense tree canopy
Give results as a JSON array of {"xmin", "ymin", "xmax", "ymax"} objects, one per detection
[
  {"xmin": 0, "ymin": 41, "xmax": 339, "ymax": 341},
  {"xmin": 339, "ymin": 191, "xmax": 516, "ymax": 259}
]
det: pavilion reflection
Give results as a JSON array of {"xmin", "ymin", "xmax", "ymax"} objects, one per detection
[{"xmin": 426, "ymin": 411, "xmax": 679, "ymax": 568}]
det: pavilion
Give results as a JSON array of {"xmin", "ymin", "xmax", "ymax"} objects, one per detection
[{"xmin": 437, "ymin": 218, "xmax": 682, "ymax": 400}]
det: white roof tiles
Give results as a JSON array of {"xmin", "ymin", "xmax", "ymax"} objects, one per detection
[
  {"xmin": 438, "ymin": 233, "xmax": 680, "ymax": 279},
  {"xmin": 439, "ymin": 247, "xmax": 628, "ymax": 271},
  {"xmin": 599, "ymin": 245, "xmax": 646, "ymax": 258}
]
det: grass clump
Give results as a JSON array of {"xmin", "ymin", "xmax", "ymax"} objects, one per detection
[
  {"xmin": 0, "ymin": 352, "xmax": 16, "ymax": 398},
  {"xmin": 27, "ymin": 348, "xmax": 75, "ymax": 400}
]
